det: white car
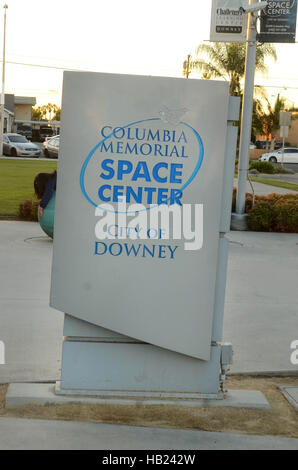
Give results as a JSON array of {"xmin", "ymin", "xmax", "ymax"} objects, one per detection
[
  {"xmin": 259, "ymin": 147, "xmax": 298, "ymax": 164},
  {"xmin": 3, "ymin": 133, "xmax": 41, "ymax": 157},
  {"xmin": 43, "ymin": 135, "xmax": 59, "ymax": 158}
]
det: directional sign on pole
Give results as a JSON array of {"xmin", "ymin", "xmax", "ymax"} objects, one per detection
[
  {"xmin": 258, "ymin": 0, "xmax": 298, "ymax": 43},
  {"xmin": 280, "ymin": 126, "xmax": 289, "ymax": 138},
  {"xmin": 210, "ymin": 0, "xmax": 248, "ymax": 42},
  {"xmin": 280, "ymin": 111, "xmax": 292, "ymax": 127}
]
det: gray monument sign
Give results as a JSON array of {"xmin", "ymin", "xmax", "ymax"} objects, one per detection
[{"xmin": 51, "ymin": 72, "xmax": 239, "ymax": 397}]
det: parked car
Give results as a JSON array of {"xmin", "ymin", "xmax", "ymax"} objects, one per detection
[
  {"xmin": 43, "ymin": 135, "xmax": 59, "ymax": 159},
  {"xmin": 3, "ymin": 133, "xmax": 41, "ymax": 157},
  {"xmin": 39, "ymin": 127, "xmax": 54, "ymax": 142},
  {"xmin": 250, "ymin": 141, "xmax": 256, "ymax": 149},
  {"xmin": 273, "ymin": 140, "xmax": 291, "ymax": 150},
  {"xmin": 255, "ymin": 140, "xmax": 269, "ymax": 149},
  {"xmin": 273, "ymin": 140, "xmax": 283, "ymax": 149},
  {"xmin": 259, "ymin": 147, "xmax": 298, "ymax": 163},
  {"xmin": 16, "ymin": 125, "xmax": 32, "ymax": 141}
]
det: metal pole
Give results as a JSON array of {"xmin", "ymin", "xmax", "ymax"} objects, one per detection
[
  {"xmin": 281, "ymin": 135, "xmax": 285, "ymax": 169},
  {"xmin": 0, "ymin": 4, "xmax": 8, "ymax": 157},
  {"xmin": 235, "ymin": 0, "xmax": 257, "ymax": 216}
]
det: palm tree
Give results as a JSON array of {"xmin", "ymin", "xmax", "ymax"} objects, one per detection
[
  {"xmin": 257, "ymin": 95, "xmax": 286, "ymax": 149},
  {"xmin": 251, "ymin": 98, "xmax": 265, "ymax": 142},
  {"xmin": 183, "ymin": 42, "xmax": 277, "ymax": 96},
  {"xmin": 32, "ymin": 103, "xmax": 61, "ymax": 121}
]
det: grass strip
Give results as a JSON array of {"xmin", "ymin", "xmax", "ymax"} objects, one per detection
[
  {"xmin": 249, "ymin": 177, "xmax": 298, "ymax": 192},
  {"xmin": 0, "ymin": 159, "xmax": 58, "ymax": 216}
]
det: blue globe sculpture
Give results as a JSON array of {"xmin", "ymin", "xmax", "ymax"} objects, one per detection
[{"xmin": 38, "ymin": 192, "xmax": 56, "ymax": 239}]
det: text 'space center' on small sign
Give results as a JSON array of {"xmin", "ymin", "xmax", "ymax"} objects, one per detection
[{"xmin": 50, "ymin": 72, "xmax": 230, "ymax": 361}]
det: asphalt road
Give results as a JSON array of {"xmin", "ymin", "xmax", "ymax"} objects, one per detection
[{"xmin": 273, "ymin": 162, "xmax": 298, "ymax": 173}]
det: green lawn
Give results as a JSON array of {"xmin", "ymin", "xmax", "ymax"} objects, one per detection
[
  {"xmin": 249, "ymin": 177, "xmax": 298, "ymax": 192},
  {"xmin": 0, "ymin": 159, "xmax": 58, "ymax": 216}
]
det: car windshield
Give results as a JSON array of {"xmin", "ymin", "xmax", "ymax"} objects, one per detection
[{"xmin": 8, "ymin": 135, "xmax": 28, "ymax": 143}]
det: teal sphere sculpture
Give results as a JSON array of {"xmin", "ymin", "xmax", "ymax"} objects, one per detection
[{"xmin": 38, "ymin": 192, "xmax": 56, "ymax": 239}]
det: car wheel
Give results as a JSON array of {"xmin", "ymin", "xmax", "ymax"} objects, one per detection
[
  {"xmin": 269, "ymin": 157, "xmax": 277, "ymax": 163},
  {"xmin": 10, "ymin": 148, "xmax": 18, "ymax": 157}
]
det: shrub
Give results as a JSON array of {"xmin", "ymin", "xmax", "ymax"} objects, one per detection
[
  {"xmin": 248, "ymin": 193, "xmax": 298, "ymax": 232},
  {"xmin": 249, "ymin": 160, "xmax": 275, "ymax": 174},
  {"xmin": 247, "ymin": 199, "xmax": 276, "ymax": 231},
  {"xmin": 273, "ymin": 196, "xmax": 298, "ymax": 233},
  {"xmin": 18, "ymin": 199, "xmax": 39, "ymax": 221},
  {"xmin": 232, "ymin": 189, "xmax": 298, "ymax": 232}
]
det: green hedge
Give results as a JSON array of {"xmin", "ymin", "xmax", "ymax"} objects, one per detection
[
  {"xmin": 232, "ymin": 189, "xmax": 298, "ymax": 232},
  {"xmin": 249, "ymin": 160, "xmax": 275, "ymax": 174}
]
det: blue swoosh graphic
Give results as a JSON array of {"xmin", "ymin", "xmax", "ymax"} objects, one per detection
[{"xmin": 80, "ymin": 118, "xmax": 204, "ymax": 213}]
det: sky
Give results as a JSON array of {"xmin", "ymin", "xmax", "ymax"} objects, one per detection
[{"xmin": 1, "ymin": 0, "xmax": 298, "ymax": 108}]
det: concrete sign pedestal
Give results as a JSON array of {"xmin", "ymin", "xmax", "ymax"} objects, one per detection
[
  {"xmin": 6, "ymin": 382, "xmax": 271, "ymax": 410},
  {"xmin": 57, "ymin": 314, "xmax": 223, "ymax": 398}
]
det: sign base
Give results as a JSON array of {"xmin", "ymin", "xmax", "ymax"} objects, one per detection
[
  {"xmin": 231, "ymin": 213, "xmax": 248, "ymax": 231},
  {"xmin": 59, "ymin": 315, "xmax": 223, "ymax": 397},
  {"xmin": 55, "ymin": 382, "xmax": 224, "ymax": 400},
  {"xmin": 5, "ymin": 382, "xmax": 271, "ymax": 410}
]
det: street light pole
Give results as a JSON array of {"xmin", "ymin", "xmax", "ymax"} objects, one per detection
[
  {"xmin": 0, "ymin": 4, "xmax": 8, "ymax": 157},
  {"xmin": 235, "ymin": 0, "xmax": 257, "ymax": 222}
]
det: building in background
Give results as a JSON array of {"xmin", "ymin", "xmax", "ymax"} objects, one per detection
[
  {"xmin": 0, "ymin": 94, "xmax": 36, "ymax": 135},
  {"xmin": 1, "ymin": 108, "xmax": 14, "ymax": 133},
  {"xmin": 1, "ymin": 94, "xmax": 15, "ymax": 133},
  {"xmin": 14, "ymin": 96, "xmax": 36, "ymax": 121}
]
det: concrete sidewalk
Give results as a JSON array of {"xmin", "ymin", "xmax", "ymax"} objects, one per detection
[
  {"xmin": 0, "ymin": 221, "xmax": 297, "ymax": 382},
  {"xmin": 234, "ymin": 178, "xmax": 298, "ymax": 195},
  {"xmin": 0, "ymin": 221, "xmax": 63, "ymax": 383},
  {"xmin": 0, "ymin": 418, "xmax": 297, "ymax": 450},
  {"xmin": 225, "ymin": 231, "xmax": 298, "ymax": 374},
  {"xmin": 0, "ymin": 221, "xmax": 297, "ymax": 450}
]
